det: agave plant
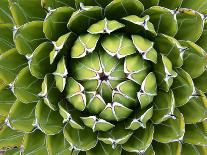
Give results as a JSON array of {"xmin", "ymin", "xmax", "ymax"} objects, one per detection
[{"xmin": 0, "ymin": 0, "xmax": 207, "ymax": 154}]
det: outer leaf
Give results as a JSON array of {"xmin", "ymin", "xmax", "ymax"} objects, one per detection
[
  {"xmin": 35, "ymin": 100, "xmax": 63, "ymax": 135},
  {"xmin": 0, "ymin": 0, "xmax": 13, "ymax": 24},
  {"xmin": 75, "ymin": 0, "xmax": 113, "ymax": 8},
  {"xmin": 153, "ymin": 142, "xmax": 182, "ymax": 155},
  {"xmin": 8, "ymin": 100, "xmax": 36, "ymax": 132},
  {"xmin": 194, "ymin": 70, "xmax": 207, "ymax": 93},
  {"xmin": 154, "ymin": 109, "xmax": 185, "ymax": 143},
  {"xmin": 64, "ymin": 123, "xmax": 97, "ymax": 151},
  {"xmin": 181, "ymin": 0, "xmax": 207, "ymax": 14},
  {"xmin": 23, "ymin": 130, "xmax": 47, "ymax": 155},
  {"xmin": 159, "ymin": 0, "xmax": 183, "ymax": 10},
  {"xmin": 14, "ymin": 67, "xmax": 42, "ymax": 103},
  {"xmin": 182, "ymin": 143, "xmax": 207, "ymax": 155},
  {"xmin": 0, "ymin": 126, "xmax": 24, "ymax": 149},
  {"xmin": 41, "ymin": 0, "xmax": 76, "ymax": 9}
]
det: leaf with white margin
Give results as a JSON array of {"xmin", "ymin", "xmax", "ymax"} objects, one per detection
[
  {"xmin": 67, "ymin": 6, "xmax": 103, "ymax": 34},
  {"xmin": 88, "ymin": 18, "xmax": 125, "ymax": 34},
  {"xmin": 124, "ymin": 54, "xmax": 150, "ymax": 85},
  {"xmin": 98, "ymin": 123, "xmax": 133, "ymax": 149},
  {"xmin": 183, "ymin": 121, "xmax": 207, "ymax": 146},
  {"xmin": 144, "ymin": 6, "xmax": 178, "ymax": 36},
  {"xmin": 0, "ymin": 0, "xmax": 13, "ymax": 24},
  {"xmin": 154, "ymin": 109, "xmax": 185, "ymax": 143},
  {"xmin": 14, "ymin": 67, "xmax": 42, "ymax": 103},
  {"xmin": 126, "ymin": 106, "xmax": 153, "ymax": 130},
  {"xmin": 3, "ymin": 148, "xmax": 20, "ymax": 155},
  {"xmin": 102, "ymin": 33, "xmax": 136, "ymax": 59},
  {"xmin": 86, "ymin": 142, "xmax": 122, "ymax": 155},
  {"xmin": 47, "ymin": 132, "xmax": 72, "ymax": 155},
  {"xmin": 66, "ymin": 77, "xmax": 86, "ymax": 111},
  {"xmin": 171, "ymin": 68, "xmax": 194, "ymax": 107},
  {"xmin": 38, "ymin": 74, "xmax": 61, "ymax": 110},
  {"xmin": 181, "ymin": 0, "xmax": 207, "ymax": 13},
  {"xmin": 9, "ymin": 0, "xmax": 46, "ymax": 26},
  {"xmin": 58, "ymin": 100, "xmax": 84, "ymax": 129},
  {"xmin": 50, "ymin": 32, "xmax": 77, "ymax": 64},
  {"xmin": 175, "ymin": 8, "xmax": 204, "ymax": 42},
  {"xmin": 8, "ymin": 100, "xmax": 36, "ymax": 132},
  {"xmin": 0, "ymin": 48, "xmax": 27, "ymax": 84},
  {"xmin": 159, "ymin": 0, "xmax": 183, "ymax": 10},
  {"xmin": 153, "ymin": 141, "xmax": 182, "ymax": 155},
  {"xmin": 194, "ymin": 70, "xmax": 207, "ymax": 93},
  {"xmin": 122, "ymin": 123, "xmax": 154, "ymax": 154},
  {"xmin": 53, "ymin": 57, "xmax": 68, "ymax": 92},
  {"xmin": 132, "ymin": 35, "xmax": 157, "ymax": 63},
  {"xmin": 23, "ymin": 130, "xmax": 47, "ymax": 155},
  {"xmin": 30, "ymin": 42, "xmax": 55, "ymax": 79},
  {"xmin": 71, "ymin": 33, "xmax": 100, "ymax": 58},
  {"xmin": 14, "ymin": 21, "xmax": 47, "ymax": 55},
  {"xmin": 152, "ymin": 90, "xmax": 175, "ymax": 124},
  {"xmin": 182, "ymin": 143, "xmax": 207, "ymax": 155},
  {"xmin": 0, "ymin": 126, "xmax": 24, "ymax": 149},
  {"xmin": 179, "ymin": 90, "xmax": 207, "ymax": 124},
  {"xmin": 81, "ymin": 116, "xmax": 115, "ymax": 132},
  {"xmin": 64, "ymin": 123, "xmax": 97, "ymax": 151},
  {"xmin": 180, "ymin": 41, "xmax": 207, "ymax": 79},
  {"xmin": 0, "ymin": 87, "xmax": 16, "ymax": 116},
  {"xmin": 154, "ymin": 34, "xmax": 186, "ymax": 68},
  {"xmin": 121, "ymin": 15, "xmax": 157, "ymax": 37},
  {"xmin": 41, "ymin": 0, "xmax": 76, "ymax": 9},
  {"xmin": 43, "ymin": 6, "xmax": 74, "ymax": 41},
  {"xmin": 139, "ymin": 0, "xmax": 159, "ymax": 9},
  {"xmin": 99, "ymin": 102, "xmax": 133, "ymax": 121},
  {"xmin": 137, "ymin": 72, "xmax": 157, "ymax": 109},
  {"xmin": 75, "ymin": 0, "xmax": 113, "ymax": 8},
  {"xmin": 153, "ymin": 54, "xmax": 177, "ymax": 92},
  {"xmin": 122, "ymin": 145, "xmax": 155, "ymax": 155},
  {"xmin": 35, "ymin": 100, "xmax": 63, "ymax": 135},
  {"xmin": 105, "ymin": 0, "xmax": 144, "ymax": 19}
]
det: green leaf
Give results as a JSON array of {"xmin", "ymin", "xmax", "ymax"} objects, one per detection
[
  {"xmin": 30, "ymin": 42, "xmax": 55, "ymax": 79},
  {"xmin": 71, "ymin": 33, "xmax": 100, "ymax": 58},
  {"xmin": 14, "ymin": 21, "xmax": 47, "ymax": 55},
  {"xmin": 0, "ymin": 0, "xmax": 13, "ymax": 24},
  {"xmin": 8, "ymin": 100, "xmax": 36, "ymax": 132},
  {"xmin": 99, "ymin": 102, "xmax": 133, "ymax": 121},
  {"xmin": 126, "ymin": 107, "xmax": 153, "ymax": 130},
  {"xmin": 75, "ymin": 0, "xmax": 113, "ymax": 8},
  {"xmin": 81, "ymin": 116, "xmax": 115, "ymax": 131},
  {"xmin": 53, "ymin": 57, "xmax": 68, "ymax": 92},
  {"xmin": 64, "ymin": 123, "xmax": 97, "ymax": 151},
  {"xmin": 67, "ymin": 6, "xmax": 103, "ymax": 33},
  {"xmin": 180, "ymin": 41, "xmax": 207, "ymax": 78},
  {"xmin": 154, "ymin": 109, "xmax": 185, "ymax": 143},
  {"xmin": 153, "ymin": 54, "xmax": 177, "ymax": 92},
  {"xmin": 0, "ymin": 126, "xmax": 24, "ymax": 149},
  {"xmin": 159, "ymin": 0, "xmax": 183, "ymax": 10},
  {"xmin": 35, "ymin": 100, "xmax": 63, "ymax": 135},
  {"xmin": 102, "ymin": 33, "xmax": 136, "ymax": 58},
  {"xmin": 105, "ymin": 0, "xmax": 144, "ymax": 19},
  {"xmin": 182, "ymin": 143, "xmax": 207, "ymax": 155},
  {"xmin": 196, "ymin": 22, "xmax": 207, "ymax": 52},
  {"xmin": 23, "ymin": 130, "xmax": 47, "ymax": 155},
  {"xmin": 88, "ymin": 18, "xmax": 125, "ymax": 34},
  {"xmin": 171, "ymin": 68, "xmax": 194, "ymax": 107},
  {"xmin": 184, "ymin": 121, "xmax": 207, "ymax": 146},
  {"xmin": 175, "ymin": 8, "xmax": 204, "ymax": 42},
  {"xmin": 179, "ymin": 90, "xmax": 207, "ymax": 124},
  {"xmin": 66, "ymin": 77, "xmax": 86, "ymax": 111},
  {"xmin": 194, "ymin": 70, "xmax": 207, "ymax": 93},
  {"xmin": 86, "ymin": 142, "xmax": 122, "ymax": 155},
  {"xmin": 0, "ymin": 87, "xmax": 16, "ymax": 116},
  {"xmin": 0, "ymin": 24, "xmax": 14, "ymax": 54},
  {"xmin": 41, "ymin": 0, "xmax": 76, "ymax": 9},
  {"xmin": 43, "ymin": 7, "xmax": 74, "ymax": 41},
  {"xmin": 38, "ymin": 74, "xmax": 61, "ymax": 110},
  {"xmin": 152, "ymin": 90, "xmax": 175, "ymax": 124},
  {"xmin": 144, "ymin": 6, "xmax": 178, "ymax": 36},
  {"xmin": 47, "ymin": 132, "xmax": 72, "ymax": 155},
  {"xmin": 122, "ymin": 123, "xmax": 154, "ymax": 153},
  {"xmin": 0, "ymin": 48, "xmax": 27, "ymax": 84},
  {"xmin": 98, "ymin": 123, "xmax": 133, "ymax": 148},
  {"xmin": 138, "ymin": 72, "xmax": 157, "ymax": 109},
  {"xmin": 9, "ymin": 0, "xmax": 46, "ymax": 26},
  {"xmin": 153, "ymin": 142, "xmax": 182, "ymax": 155},
  {"xmin": 58, "ymin": 100, "xmax": 84, "ymax": 129},
  {"xmin": 14, "ymin": 67, "xmax": 42, "ymax": 103},
  {"xmin": 3, "ymin": 148, "xmax": 20, "ymax": 155},
  {"xmin": 154, "ymin": 34, "xmax": 185, "ymax": 68},
  {"xmin": 121, "ymin": 15, "xmax": 157, "ymax": 37},
  {"xmin": 181, "ymin": 0, "xmax": 207, "ymax": 14},
  {"xmin": 139, "ymin": 0, "xmax": 158, "ymax": 9}
]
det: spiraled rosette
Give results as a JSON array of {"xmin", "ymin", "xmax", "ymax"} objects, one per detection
[{"xmin": 0, "ymin": 0, "xmax": 207, "ymax": 154}]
